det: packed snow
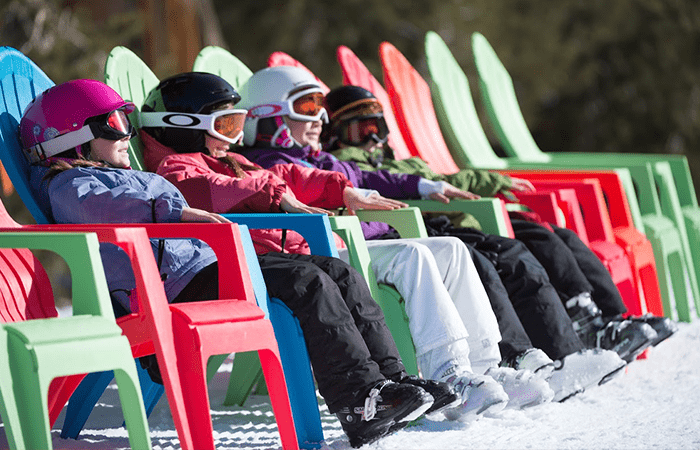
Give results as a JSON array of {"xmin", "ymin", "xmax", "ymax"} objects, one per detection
[{"xmin": 1, "ymin": 320, "xmax": 699, "ymax": 450}]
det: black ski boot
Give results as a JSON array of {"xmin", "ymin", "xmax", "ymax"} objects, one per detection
[
  {"xmin": 335, "ymin": 380, "xmax": 433, "ymax": 448},
  {"xmin": 392, "ymin": 374, "xmax": 459, "ymax": 415},
  {"xmin": 566, "ymin": 293, "xmax": 657, "ymax": 362},
  {"xmin": 627, "ymin": 314, "xmax": 678, "ymax": 346}
]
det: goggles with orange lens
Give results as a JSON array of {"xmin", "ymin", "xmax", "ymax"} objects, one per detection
[
  {"xmin": 246, "ymin": 88, "xmax": 329, "ymax": 123},
  {"xmin": 336, "ymin": 115, "xmax": 389, "ymax": 146},
  {"xmin": 140, "ymin": 109, "xmax": 247, "ymax": 144}
]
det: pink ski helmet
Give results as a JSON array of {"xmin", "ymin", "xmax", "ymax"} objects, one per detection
[{"xmin": 20, "ymin": 79, "xmax": 135, "ymax": 164}]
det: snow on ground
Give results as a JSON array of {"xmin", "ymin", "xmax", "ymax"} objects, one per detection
[{"xmin": 2, "ymin": 320, "xmax": 700, "ymax": 450}]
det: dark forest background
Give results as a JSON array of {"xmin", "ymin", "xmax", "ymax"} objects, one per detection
[{"xmin": 2, "ymin": 0, "xmax": 700, "ymax": 301}]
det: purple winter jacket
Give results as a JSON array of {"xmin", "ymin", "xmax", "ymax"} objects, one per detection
[{"xmin": 241, "ymin": 144, "xmax": 424, "ymax": 240}]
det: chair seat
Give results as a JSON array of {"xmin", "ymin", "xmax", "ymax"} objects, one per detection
[
  {"xmin": 4, "ymin": 315, "xmax": 122, "ymax": 344},
  {"xmin": 643, "ymin": 214, "xmax": 680, "ymax": 239},
  {"xmin": 170, "ymin": 300, "xmax": 265, "ymax": 325}
]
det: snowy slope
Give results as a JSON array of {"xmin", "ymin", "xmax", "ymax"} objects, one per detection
[{"xmin": 1, "ymin": 320, "xmax": 699, "ymax": 450}]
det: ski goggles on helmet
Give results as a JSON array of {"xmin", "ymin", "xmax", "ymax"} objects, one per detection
[
  {"xmin": 246, "ymin": 88, "xmax": 329, "ymax": 123},
  {"xmin": 24, "ymin": 105, "xmax": 136, "ymax": 164},
  {"xmin": 139, "ymin": 109, "xmax": 247, "ymax": 144},
  {"xmin": 336, "ymin": 115, "xmax": 389, "ymax": 146},
  {"xmin": 92, "ymin": 108, "xmax": 136, "ymax": 140}
]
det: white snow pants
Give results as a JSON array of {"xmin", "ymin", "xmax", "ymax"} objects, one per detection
[{"xmin": 338, "ymin": 236, "xmax": 502, "ymax": 378}]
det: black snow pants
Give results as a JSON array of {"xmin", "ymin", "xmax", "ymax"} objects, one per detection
[
  {"xmin": 422, "ymin": 217, "xmax": 583, "ymax": 361},
  {"xmin": 511, "ymin": 220, "xmax": 627, "ymax": 317},
  {"xmin": 257, "ymin": 251, "xmax": 406, "ymax": 413}
]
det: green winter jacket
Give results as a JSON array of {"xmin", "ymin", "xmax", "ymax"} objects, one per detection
[
  {"xmin": 329, "ymin": 146, "xmax": 513, "ymax": 197},
  {"xmin": 329, "ymin": 145, "xmax": 515, "ymax": 230}
]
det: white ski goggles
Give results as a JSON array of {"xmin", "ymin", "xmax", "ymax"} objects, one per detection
[
  {"xmin": 140, "ymin": 109, "xmax": 247, "ymax": 144},
  {"xmin": 246, "ymin": 88, "xmax": 329, "ymax": 123}
]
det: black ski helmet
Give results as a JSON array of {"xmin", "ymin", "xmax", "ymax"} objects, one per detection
[
  {"xmin": 323, "ymin": 85, "xmax": 388, "ymax": 148},
  {"xmin": 141, "ymin": 72, "xmax": 241, "ymax": 153},
  {"xmin": 325, "ymin": 85, "xmax": 379, "ymax": 122}
]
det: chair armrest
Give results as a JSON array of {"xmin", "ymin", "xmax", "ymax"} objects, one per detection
[
  {"xmin": 220, "ymin": 213, "xmax": 338, "ymax": 257},
  {"xmin": 354, "ymin": 207, "xmax": 427, "ymax": 238},
  {"xmin": 0, "ymin": 231, "xmax": 114, "ymax": 319},
  {"xmin": 404, "ymin": 198, "xmax": 514, "ymax": 238},
  {"xmin": 19, "ymin": 223, "xmax": 255, "ymax": 307}
]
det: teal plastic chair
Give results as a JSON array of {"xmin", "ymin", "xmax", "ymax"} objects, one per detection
[
  {"xmin": 470, "ymin": 32, "xmax": 700, "ymax": 320},
  {"xmin": 0, "ymin": 217, "xmax": 151, "ymax": 450},
  {"xmin": 423, "ymin": 31, "xmax": 669, "ymax": 319}
]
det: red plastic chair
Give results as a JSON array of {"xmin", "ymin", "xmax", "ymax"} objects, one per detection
[
  {"xmin": 21, "ymin": 221, "xmax": 300, "ymax": 450},
  {"xmin": 267, "ymin": 51, "xmax": 330, "ymax": 94},
  {"xmin": 502, "ymin": 170, "xmax": 664, "ymax": 317},
  {"xmin": 378, "ymin": 42, "xmax": 461, "ymax": 175}
]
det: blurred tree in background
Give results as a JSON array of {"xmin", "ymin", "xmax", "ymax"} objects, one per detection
[
  {"xmin": 3, "ymin": 0, "xmax": 699, "ymax": 161},
  {"xmin": 4, "ymin": 0, "xmax": 699, "ymax": 192},
  {"xmin": 2, "ymin": 0, "xmax": 700, "ymax": 302}
]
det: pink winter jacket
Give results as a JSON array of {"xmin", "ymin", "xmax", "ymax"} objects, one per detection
[{"xmin": 141, "ymin": 131, "xmax": 352, "ymax": 255}]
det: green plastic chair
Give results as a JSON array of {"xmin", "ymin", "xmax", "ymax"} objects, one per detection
[
  {"xmin": 469, "ymin": 31, "xmax": 700, "ymax": 320},
  {"xmin": 193, "ymin": 46, "xmax": 254, "ymax": 91},
  {"xmin": 0, "ymin": 227, "xmax": 151, "ymax": 450},
  {"xmin": 103, "ymin": 47, "xmax": 160, "ymax": 171},
  {"xmin": 423, "ymin": 31, "xmax": 683, "ymax": 320}
]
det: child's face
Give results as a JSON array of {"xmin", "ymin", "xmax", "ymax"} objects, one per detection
[
  {"xmin": 205, "ymin": 133, "xmax": 231, "ymax": 158},
  {"xmin": 204, "ymin": 102, "xmax": 236, "ymax": 158},
  {"xmin": 285, "ymin": 117, "xmax": 323, "ymax": 151},
  {"xmin": 89, "ymin": 137, "xmax": 131, "ymax": 168}
]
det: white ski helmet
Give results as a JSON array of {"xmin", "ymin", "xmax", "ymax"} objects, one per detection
[{"xmin": 237, "ymin": 66, "xmax": 328, "ymax": 147}]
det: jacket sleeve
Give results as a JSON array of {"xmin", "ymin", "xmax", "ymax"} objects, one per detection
[
  {"xmin": 318, "ymin": 152, "xmax": 422, "ymax": 200},
  {"xmin": 48, "ymin": 168, "xmax": 185, "ymax": 224},
  {"xmin": 267, "ymin": 163, "xmax": 354, "ymax": 208},
  {"xmin": 157, "ymin": 154, "xmax": 288, "ymax": 213}
]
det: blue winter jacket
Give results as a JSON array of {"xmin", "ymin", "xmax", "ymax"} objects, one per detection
[
  {"xmin": 241, "ymin": 144, "xmax": 423, "ymax": 240},
  {"xmin": 30, "ymin": 165, "xmax": 217, "ymax": 312}
]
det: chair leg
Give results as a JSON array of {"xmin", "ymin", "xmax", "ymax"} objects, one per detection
[
  {"xmin": 206, "ymin": 353, "xmax": 229, "ymax": 381},
  {"xmin": 0, "ymin": 328, "xmax": 25, "ymax": 450},
  {"xmin": 47, "ymin": 374, "xmax": 86, "ymax": 427},
  {"xmin": 268, "ymin": 298, "xmax": 323, "ymax": 448},
  {"xmin": 113, "ymin": 366, "xmax": 152, "ymax": 450},
  {"xmin": 135, "ymin": 363, "xmax": 165, "ymax": 417},
  {"xmin": 8, "ymin": 347, "xmax": 54, "ymax": 450},
  {"xmin": 258, "ymin": 348, "xmax": 301, "ymax": 450}
]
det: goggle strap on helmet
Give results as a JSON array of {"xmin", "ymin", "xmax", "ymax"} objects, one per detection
[
  {"xmin": 329, "ymin": 98, "xmax": 382, "ymax": 122},
  {"xmin": 269, "ymin": 117, "xmax": 295, "ymax": 148},
  {"xmin": 140, "ymin": 110, "xmax": 246, "ymax": 144},
  {"xmin": 24, "ymin": 126, "xmax": 96, "ymax": 163}
]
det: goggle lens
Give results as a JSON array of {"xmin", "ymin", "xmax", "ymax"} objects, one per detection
[
  {"xmin": 293, "ymin": 92, "xmax": 325, "ymax": 117},
  {"xmin": 107, "ymin": 109, "xmax": 132, "ymax": 135},
  {"xmin": 342, "ymin": 116, "xmax": 389, "ymax": 145},
  {"xmin": 213, "ymin": 111, "xmax": 246, "ymax": 141}
]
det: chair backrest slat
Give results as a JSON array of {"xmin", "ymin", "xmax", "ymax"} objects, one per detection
[
  {"xmin": 378, "ymin": 42, "xmax": 461, "ymax": 175},
  {"xmin": 335, "ymin": 46, "xmax": 414, "ymax": 161}
]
